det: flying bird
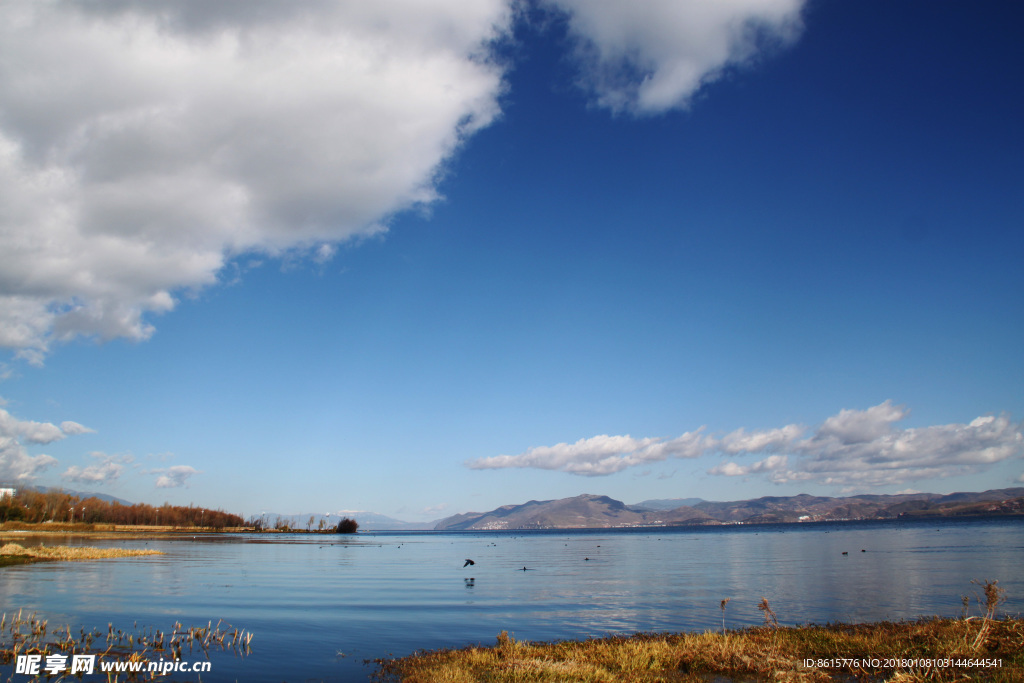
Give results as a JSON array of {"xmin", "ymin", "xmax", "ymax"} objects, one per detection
[{"xmin": 463, "ymin": 559, "xmax": 475, "ymax": 567}]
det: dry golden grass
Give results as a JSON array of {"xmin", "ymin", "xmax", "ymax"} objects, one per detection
[
  {"xmin": 0, "ymin": 542, "xmax": 163, "ymax": 561},
  {"xmin": 375, "ymin": 618, "xmax": 1024, "ymax": 682}
]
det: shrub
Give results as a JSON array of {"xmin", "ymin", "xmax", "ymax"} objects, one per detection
[{"xmin": 336, "ymin": 517, "xmax": 359, "ymax": 534}]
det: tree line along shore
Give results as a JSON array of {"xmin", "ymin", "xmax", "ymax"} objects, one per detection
[
  {"xmin": 0, "ymin": 488, "xmax": 244, "ymax": 529},
  {"xmin": 0, "ymin": 489, "xmax": 368, "ymax": 534},
  {"xmin": 0, "ymin": 488, "xmax": 365, "ymax": 534}
]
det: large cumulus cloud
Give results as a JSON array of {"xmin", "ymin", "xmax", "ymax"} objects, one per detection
[
  {"xmin": 0, "ymin": 1, "xmax": 812, "ymax": 364},
  {"xmin": 0, "ymin": 0, "xmax": 512, "ymax": 363}
]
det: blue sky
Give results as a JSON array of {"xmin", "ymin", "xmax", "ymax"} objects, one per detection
[{"xmin": 1, "ymin": 1, "xmax": 1022, "ymax": 521}]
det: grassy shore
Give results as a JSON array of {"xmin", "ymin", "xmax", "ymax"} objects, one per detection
[{"xmin": 374, "ymin": 617, "xmax": 1023, "ymax": 682}]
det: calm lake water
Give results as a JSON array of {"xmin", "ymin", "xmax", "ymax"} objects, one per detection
[{"xmin": 1, "ymin": 517, "xmax": 1022, "ymax": 681}]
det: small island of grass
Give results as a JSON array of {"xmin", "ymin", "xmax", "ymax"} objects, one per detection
[{"xmin": 0, "ymin": 542, "xmax": 164, "ymax": 563}]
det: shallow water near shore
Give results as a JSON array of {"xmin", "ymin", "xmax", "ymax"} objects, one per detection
[{"xmin": 1, "ymin": 516, "xmax": 1021, "ymax": 681}]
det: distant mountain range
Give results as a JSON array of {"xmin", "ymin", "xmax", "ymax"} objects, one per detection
[
  {"xmin": 635, "ymin": 497, "xmax": 706, "ymax": 510},
  {"xmin": 19, "ymin": 486, "xmax": 1022, "ymax": 531},
  {"xmin": 433, "ymin": 488, "xmax": 1024, "ymax": 530}
]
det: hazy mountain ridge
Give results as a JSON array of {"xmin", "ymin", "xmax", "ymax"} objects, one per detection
[
  {"xmin": 26, "ymin": 486, "xmax": 133, "ymax": 506},
  {"xmin": 634, "ymin": 497, "xmax": 705, "ymax": 510},
  {"xmin": 21, "ymin": 487, "xmax": 1020, "ymax": 531},
  {"xmin": 433, "ymin": 488, "xmax": 1024, "ymax": 530}
]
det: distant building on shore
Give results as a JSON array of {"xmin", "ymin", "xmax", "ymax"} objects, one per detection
[{"xmin": 0, "ymin": 488, "xmax": 15, "ymax": 500}]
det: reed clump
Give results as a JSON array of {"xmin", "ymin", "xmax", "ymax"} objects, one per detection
[
  {"xmin": 0, "ymin": 542, "xmax": 163, "ymax": 562},
  {"xmin": 1, "ymin": 610, "xmax": 252, "ymax": 681}
]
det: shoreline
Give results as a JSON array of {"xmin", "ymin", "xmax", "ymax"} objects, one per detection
[
  {"xmin": 375, "ymin": 617, "xmax": 1024, "ymax": 682},
  {"xmin": 2, "ymin": 513, "xmax": 1022, "ymax": 538}
]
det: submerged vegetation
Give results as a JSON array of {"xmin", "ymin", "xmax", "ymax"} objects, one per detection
[{"xmin": 376, "ymin": 587, "xmax": 1023, "ymax": 682}]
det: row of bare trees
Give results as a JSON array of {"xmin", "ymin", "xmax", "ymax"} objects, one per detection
[
  {"xmin": 245, "ymin": 514, "xmax": 358, "ymax": 533},
  {"xmin": 0, "ymin": 489, "xmax": 244, "ymax": 528}
]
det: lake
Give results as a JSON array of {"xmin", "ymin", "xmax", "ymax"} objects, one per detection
[{"xmin": 1, "ymin": 516, "xmax": 1022, "ymax": 681}]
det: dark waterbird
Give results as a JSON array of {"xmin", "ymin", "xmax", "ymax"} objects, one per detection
[{"xmin": 463, "ymin": 559, "xmax": 475, "ymax": 568}]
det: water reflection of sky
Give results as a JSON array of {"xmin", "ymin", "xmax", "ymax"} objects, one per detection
[{"xmin": 1, "ymin": 518, "xmax": 1021, "ymax": 682}]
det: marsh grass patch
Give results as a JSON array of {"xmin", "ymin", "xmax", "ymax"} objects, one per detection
[
  {"xmin": 374, "ymin": 617, "xmax": 1024, "ymax": 682},
  {"xmin": 0, "ymin": 542, "xmax": 163, "ymax": 562}
]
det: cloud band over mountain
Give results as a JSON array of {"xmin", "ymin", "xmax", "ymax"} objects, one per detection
[{"xmin": 467, "ymin": 401, "xmax": 1024, "ymax": 489}]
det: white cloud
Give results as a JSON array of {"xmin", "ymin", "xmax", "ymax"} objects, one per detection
[
  {"xmin": 778, "ymin": 410, "xmax": 1024, "ymax": 488},
  {"xmin": 59, "ymin": 421, "xmax": 96, "ymax": 436},
  {"xmin": 0, "ymin": 0, "xmax": 513, "ymax": 362},
  {"xmin": 0, "ymin": 410, "xmax": 64, "ymax": 445},
  {"xmin": 467, "ymin": 430, "xmax": 709, "ymax": 476},
  {"xmin": 468, "ymin": 402, "xmax": 1024, "ymax": 490},
  {"xmin": 813, "ymin": 400, "xmax": 907, "ymax": 444},
  {"xmin": 0, "ymin": 437, "xmax": 57, "ymax": 483},
  {"xmin": 709, "ymin": 454, "xmax": 788, "ymax": 477},
  {"xmin": 62, "ymin": 451, "xmax": 130, "ymax": 484},
  {"xmin": 0, "ymin": 405, "xmax": 92, "ymax": 480},
  {"xmin": 543, "ymin": 0, "xmax": 805, "ymax": 114},
  {"xmin": 718, "ymin": 424, "xmax": 803, "ymax": 454},
  {"xmin": 0, "ymin": 2, "xmax": 816, "ymax": 363},
  {"xmin": 0, "ymin": 407, "xmax": 93, "ymax": 444},
  {"xmin": 146, "ymin": 452, "xmax": 176, "ymax": 463},
  {"xmin": 152, "ymin": 465, "xmax": 200, "ymax": 489}
]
